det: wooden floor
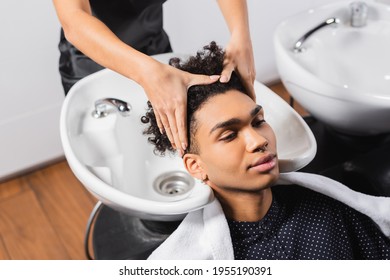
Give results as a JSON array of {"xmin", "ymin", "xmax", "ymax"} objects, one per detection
[
  {"xmin": 0, "ymin": 161, "xmax": 98, "ymax": 259},
  {"xmin": 0, "ymin": 82, "xmax": 306, "ymax": 259}
]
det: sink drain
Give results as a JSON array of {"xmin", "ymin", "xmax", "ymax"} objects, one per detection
[{"xmin": 153, "ymin": 171, "xmax": 194, "ymax": 197}]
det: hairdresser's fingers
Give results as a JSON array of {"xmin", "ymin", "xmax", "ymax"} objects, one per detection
[
  {"xmin": 237, "ymin": 63, "xmax": 256, "ymax": 101},
  {"xmin": 219, "ymin": 48, "xmax": 236, "ymax": 83},
  {"xmin": 159, "ymin": 112, "xmax": 176, "ymax": 150},
  {"xmin": 220, "ymin": 61, "xmax": 256, "ymax": 101},
  {"xmin": 175, "ymin": 105, "xmax": 188, "ymax": 153},
  {"xmin": 154, "ymin": 111, "xmax": 164, "ymax": 135},
  {"xmin": 220, "ymin": 59, "xmax": 235, "ymax": 83},
  {"xmin": 166, "ymin": 111, "xmax": 183, "ymax": 156},
  {"xmin": 187, "ymin": 74, "xmax": 220, "ymax": 88},
  {"xmin": 241, "ymin": 77, "xmax": 256, "ymax": 101}
]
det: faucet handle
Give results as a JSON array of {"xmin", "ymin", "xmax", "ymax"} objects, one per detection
[{"xmin": 350, "ymin": 2, "xmax": 368, "ymax": 27}]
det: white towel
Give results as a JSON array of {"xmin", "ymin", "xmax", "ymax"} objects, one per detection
[{"xmin": 148, "ymin": 172, "xmax": 390, "ymax": 260}]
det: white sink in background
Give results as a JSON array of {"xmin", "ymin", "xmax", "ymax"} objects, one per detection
[
  {"xmin": 274, "ymin": 0, "xmax": 390, "ymax": 135},
  {"xmin": 60, "ymin": 53, "xmax": 316, "ymax": 221}
]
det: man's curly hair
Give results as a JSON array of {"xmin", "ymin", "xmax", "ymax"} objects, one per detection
[{"xmin": 142, "ymin": 41, "xmax": 248, "ymax": 155}]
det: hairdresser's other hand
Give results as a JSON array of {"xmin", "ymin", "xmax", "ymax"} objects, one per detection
[
  {"xmin": 142, "ymin": 62, "xmax": 219, "ymax": 156},
  {"xmin": 220, "ymin": 34, "xmax": 256, "ymax": 101}
]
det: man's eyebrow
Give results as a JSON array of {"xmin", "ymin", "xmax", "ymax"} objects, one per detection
[
  {"xmin": 250, "ymin": 105, "xmax": 262, "ymax": 118},
  {"xmin": 209, "ymin": 105, "xmax": 263, "ymax": 135}
]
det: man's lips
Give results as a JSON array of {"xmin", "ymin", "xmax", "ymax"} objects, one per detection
[{"xmin": 247, "ymin": 153, "xmax": 277, "ymax": 172}]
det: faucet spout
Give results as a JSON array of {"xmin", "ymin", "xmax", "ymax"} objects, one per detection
[
  {"xmin": 293, "ymin": 17, "xmax": 339, "ymax": 53},
  {"xmin": 92, "ymin": 98, "xmax": 132, "ymax": 118}
]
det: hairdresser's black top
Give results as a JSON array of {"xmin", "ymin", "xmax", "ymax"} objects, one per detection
[
  {"xmin": 227, "ymin": 185, "xmax": 390, "ymax": 260},
  {"xmin": 58, "ymin": 0, "xmax": 171, "ymax": 93}
]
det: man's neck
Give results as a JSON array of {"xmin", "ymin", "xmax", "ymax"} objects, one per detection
[{"xmin": 214, "ymin": 187, "xmax": 273, "ymax": 222}]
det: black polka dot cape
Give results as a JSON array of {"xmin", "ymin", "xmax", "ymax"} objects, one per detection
[{"xmin": 228, "ymin": 185, "xmax": 390, "ymax": 260}]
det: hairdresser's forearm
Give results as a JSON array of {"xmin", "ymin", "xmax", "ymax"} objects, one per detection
[
  {"xmin": 52, "ymin": 0, "xmax": 160, "ymax": 85},
  {"xmin": 216, "ymin": 0, "xmax": 251, "ymax": 39}
]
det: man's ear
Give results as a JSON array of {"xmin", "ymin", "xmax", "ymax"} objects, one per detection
[{"xmin": 183, "ymin": 153, "xmax": 205, "ymax": 181}]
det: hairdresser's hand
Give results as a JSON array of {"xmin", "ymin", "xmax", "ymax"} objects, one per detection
[
  {"xmin": 142, "ymin": 62, "xmax": 219, "ymax": 156},
  {"xmin": 220, "ymin": 34, "xmax": 256, "ymax": 101}
]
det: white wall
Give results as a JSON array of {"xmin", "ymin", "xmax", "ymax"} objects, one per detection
[
  {"xmin": 164, "ymin": 0, "xmax": 336, "ymax": 83},
  {"xmin": 0, "ymin": 1, "xmax": 65, "ymax": 180},
  {"xmin": 0, "ymin": 0, "xmax": 339, "ymax": 180}
]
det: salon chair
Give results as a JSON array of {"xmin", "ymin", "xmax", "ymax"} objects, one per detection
[
  {"xmin": 302, "ymin": 116, "xmax": 390, "ymax": 197},
  {"xmin": 92, "ymin": 208, "xmax": 180, "ymax": 260}
]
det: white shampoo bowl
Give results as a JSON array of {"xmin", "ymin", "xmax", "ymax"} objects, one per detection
[
  {"xmin": 60, "ymin": 53, "xmax": 316, "ymax": 221},
  {"xmin": 274, "ymin": 0, "xmax": 390, "ymax": 135}
]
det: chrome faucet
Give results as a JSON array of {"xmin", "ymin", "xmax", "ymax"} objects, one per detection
[
  {"xmin": 293, "ymin": 17, "xmax": 340, "ymax": 53},
  {"xmin": 92, "ymin": 98, "xmax": 131, "ymax": 118},
  {"xmin": 350, "ymin": 2, "xmax": 368, "ymax": 27}
]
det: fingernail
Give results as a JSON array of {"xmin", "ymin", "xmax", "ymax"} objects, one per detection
[
  {"xmin": 220, "ymin": 75, "xmax": 228, "ymax": 83},
  {"xmin": 181, "ymin": 142, "xmax": 187, "ymax": 151},
  {"xmin": 210, "ymin": 75, "xmax": 220, "ymax": 81},
  {"xmin": 178, "ymin": 150, "xmax": 183, "ymax": 157}
]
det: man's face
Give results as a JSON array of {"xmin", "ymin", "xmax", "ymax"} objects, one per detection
[{"xmin": 192, "ymin": 90, "xmax": 279, "ymax": 192}]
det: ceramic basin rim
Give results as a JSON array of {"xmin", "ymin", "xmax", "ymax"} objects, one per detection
[{"xmin": 274, "ymin": 0, "xmax": 390, "ymax": 103}]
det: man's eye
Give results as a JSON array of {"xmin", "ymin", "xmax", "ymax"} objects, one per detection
[
  {"xmin": 220, "ymin": 132, "xmax": 237, "ymax": 142},
  {"xmin": 253, "ymin": 119, "xmax": 266, "ymax": 128}
]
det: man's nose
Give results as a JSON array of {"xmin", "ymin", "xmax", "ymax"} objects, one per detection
[{"xmin": 245, "ymin": 128, "xmax": 268, "ymax": 153}]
